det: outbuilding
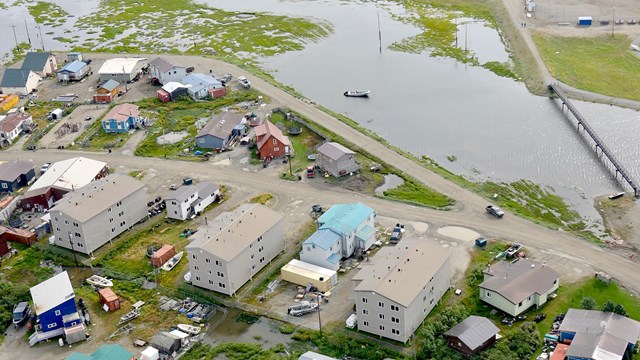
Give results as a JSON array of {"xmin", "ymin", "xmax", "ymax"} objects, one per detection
[
  {"xmin": 315, "ymin": 142, "xmax": 360, "ymax": 177},
  {"xmin": 98, "ymin": 288, "xmax": 120, "ymax": 312},
  {"xmin": 57, "ymin": 61, "xmax": 91, "ymax": 82},
  {"xmin": 98, "ymin": 57, "xmax": 148, "ymax": 83},
  {"xmin": 0, "ymin": 160, "xmax": 36, "ymax": 192},
  {"xmin": 578, "ymin": 16, "xmax": 593, "ymax": 26},
  {"xmin": 151, "ymin": 245, "xmax": 176, "ymax": 267},
  {"xmin": 94, "ymin": 79, "xmax": 120, "ymax": 104},
  {"xmin": 444, "ymin": 316, "xmax": 500, "ymax": 357},
  {"xmin": 281, "ymin": 259, "xmax": 338, "ymax": 293}
]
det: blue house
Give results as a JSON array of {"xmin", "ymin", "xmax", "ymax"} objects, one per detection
[
  {"xmin": 182, "ymin": 73, "xmax": 222, "ymax": 100},
  {"xmin": 300, "ymin": 203, "xmax": 376, "ymax": 270},
  {"xmin": 57, "ymin": 60, "xmax": 90, "ymax": 82},
  {"xmin": 102, "ymin": 103, "xmax": 141, "ymax": 133},
  {"xmin": 0, "ymin": 160, "xmax": 36, "ymax": 192},
  {"xmin": 29, "ymin": 271, "xmax": 86, "ymax": 346},
  {"xmin": 558, "ymin": 308, "xmax": 640, "ymax": 360}
]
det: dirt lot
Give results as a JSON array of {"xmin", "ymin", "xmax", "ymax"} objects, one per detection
[{"xmin": 38, "ymin": 104, "xmax": 109, "ymax": 149}]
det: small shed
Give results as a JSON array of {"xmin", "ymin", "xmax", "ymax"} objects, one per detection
[
  {"xmin": 50, "ymin": 108, "xmax": 63, "ymax": 120},
  {"xmin": 98, "ymin": 288, "xmax": 120, "ymax": 312},
  {"xmin": 281, "ymin": 259, "xmax": 338, "ymax": 292},
  {"xmin": 578, "ymin": 16, "xmax": 592, "ymax": 26},
  {"xmin": 444, "ymin": 316, "xmax": 500, "ymax": 357},
  {"xmin": 208, "ymin": 87, "xmax": 226, "ymax": 98},
  {"xmin": 140, "ymin": 347, "xmax": 160, "ymax": 360},
  {"xmin": 150, "ymin": 332, "xmax": 181, "ymax": 355},
  {"xmin": 156, "ymin": 89, "xmax": 171, "ymax": 103},
  {"xmin": 67, "ymin": 52, "xmax": 83, "ymax": 62},
  {"xmin": 151, "ymin": 245, "xmax": 176, "ymax": 267}
]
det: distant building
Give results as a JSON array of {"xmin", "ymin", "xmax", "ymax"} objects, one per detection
[
  {"xmin": 28, "ymin": 271, "xmax": 85, "ymax": 346},
  {"xmin": 0, "ymin": 69, "xmax": 41, "ymax": 95},
  {"xmin": 0, "ymin": 160, "xmax": 35, "ymax": 192},
  {"xmin": 67, "ymin": 52, "xmax": 83, "ymax": 62},
  {"xmin": 0, "ymin": 111, "xmax": 34, "ymax": 147},
  {"xmin": 93, "ymin": 79, "xmax": 121, "ymax": 104},
  {"xmin": 49, "ymin": 174, "xmax": 147, "ymax": 255},
  {"xmin": 149, "ymin": 57, "xmax": 188, "ymax": 85},
  {"xmin": 299, "ymin": 203, "xmax": 376, "ymax": 271},
  {"xmin": 165, "ymin": 182, "xmax": 220, "ymax": 220},
  {"xmin": 196, "ymin": 111, "xmax": 245, "ymax": 149},
  {"xmin": 21, "ymin": 52, "xmax": 57, "ymax": 77},
  {"xmin": 281, "ymin": 259, "xmax": 338, "ymax": 293},
  {"xmin": 157, "ymin": 81, "xmax": 188, "ymax": 102},
  {"xmin": 299, "ymin": 351, "xmax": 338, "ymax": 360},
  {"xmin": 255, "ymin": 120, "xmax": 291, "ymax": 160},
  {"xmin": 21, "ymin": 157, "xmax": 108, "ymax": 211},
  {"xmin": 186, "ymin": 203, "xmax": 284, "ymax": 296},
  {"xmin": 56, "ymin": 60, "xmax": 90, "ymax": 82},
  {"xmin": 0, "ymin": 94, "xmax": 19, "ymax": 112},
  {"xmin": 66, "ymin": 344, "xmax": 134, "ymax": 360},
  {"xmin": 479, "ymin": 258, "xmax": 559, "ymax": 316},
  {"xmin": 353, "ymin": 239, "xmax": 451, "ymax": 343},
  {"xmin": 559, "ymin": 308, "xmax": 640, "ymax": 360},
  {"xmin": 316, "ymin": 142, "xmax": 359, "ymax": 177},
  {"xmin": 182, "ymin": 73, "xmax": 222, "ymax": 100},
  {"xmin": 444, "ymin": 316, "xmax": 500, "ymax": 357},
  {"xmin": 98, "ymin": 57, "xmax": 148, "ymax": 83},
  {"xmin": 102, "ymin": 103, "xmax": 142, "ymax": 133}
]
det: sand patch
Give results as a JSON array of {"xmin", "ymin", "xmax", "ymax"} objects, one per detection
[{"xmin": 437, "ymin": 226, "xmax": 480, "ymax": 242}]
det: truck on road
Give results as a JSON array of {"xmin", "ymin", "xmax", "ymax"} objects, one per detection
[{"xmin": 486, "ymin": 205, "xmax": 504, "ymax": 218}]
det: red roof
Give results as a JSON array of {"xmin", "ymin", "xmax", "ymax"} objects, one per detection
[
  {"xmin": 105, "ymin": 103, "xmax": 140, "ymax": 122},
  {"xmin": 550, "ymin": 343, "xmax": 569, "ymax": 360},
  {"xmin": 255, "ymin": 120, "xmax": 290, "ymax": 149},
  {"xmin": 98, "ymin": 288, "xmax": 119, "ymax": 302},
  {"xmin": 0, "ymin": 112, "xmax": 31, "ymax": 133}
]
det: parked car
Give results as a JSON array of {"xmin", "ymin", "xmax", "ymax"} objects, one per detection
[
  {"xmin": 390, "ymin": 224, "xmax": 403, "ymax": 244},
  {"xmin": 186, "ymin": 66, "xmax": 195, "ymax": 73},
  {"xmin": 219, "ymin": 73, "xmax": 232, "ymax": 84},
  {"xmin": 85, "ymin": 116, "xmax": 93, "ymax": 121},
  {"xmin": 40, "ymin": 163, "xmax": 51, "ymax": 175},
  {"xmin": 534, "ymin": 313, "xmax": 547, "ymax": 323},
  {"xmin": 486, "ymin": 205, "xmax": 504, "ymax": 218}
]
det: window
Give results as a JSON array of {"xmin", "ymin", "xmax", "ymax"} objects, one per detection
[
  {"xmin": 48, "ymin": 323, "xmax": 57, "ymax": 329},
  {"xmin": 379, "ymin": 314, "xmax": 384, "ymax": 320},
  {"xmin": 362, "ymin": 309, "xmax": 368, "ymax": 315},
  {"xmin": 378, "ymin": 301, "xmax": 384, "ymax": 308},
  {"xmin": 206, "ymin": 258, "xmax": 210, "ymax": 263},
  {"xmin": 75, "ymin": 232, "xmax": 81, "ymax": 237},
  {"xmin": 192, "ymin": 255, "xmax": 197, "ymax": 260},
  {"xmin": 195, "ymin": 276, "xmax": 200, "ymax": 281},
  {"xmin": 194, "ymin": 265, "xmax": 199, "ymax": 270},
  {"xmin": 65, "ymin": 220, "xmax": 69, "ymax": 224},
  {"xmin": 219, "ymin": 283, "xmax": 226, "ymax": 288},
  {"xmin": 56, "ymin": 227, "xmax": 60, "ymax": 231},
  {"xmin": 207, "ymin": 269, "xmax": 212, "ymax": 274},
  {"xmin": 77, "ymin": 242, "xmax": 83, "ymax": 247},
  {"xmin": 251, "ymin": 254, "xmax": 254, "ymax": 259},
  {"xmin": 108, "ymin": 207, "xmax": 112, "ymax": 212},
  {"xmin": 362, "ymin": 298, "xmax": 368, "ymax": 303},
  {"xmin": 2, "ymin": 183, "xmax": 9, "ymax": 189},
  {"xmin": 528, "ymin": 296, "xmax": 531, "ymax": 301},
  {"xmin": 215, "ymin": 260, "xmax": 219, "ymax": 266},
  {"xmin": 553, "ymin": 279, "xmax": 558, "ymax": 284},
  {"xmin": 486, "ymin": 292, "xmax": 491, "ymax": 298},
  {"xmin": 363, "ymin": 321, "xmax": 369, "ymax": 326},
  {"xmin": 111, "ymin": 228, "xmax": 115, "ymax": 232},
  {"xmin": 392, "ymin": 317, "xmax": 399, "ymax": 323},
  {"xmin": 272, "ymin": 139, "xmax": 277, "ymax": 145},
  {"xmin": 257, "ymin": 236, "xmax": 263, "ymax": 242},
  {"xmin": 250, "ymin": 243, "xmax": 253, "ymax": 249},
  {"xmin": 110, "ymin": 218, "xmax": 114, "ymax": 223},
  {"xmin": 208, "ymin": 280, "xmax": 213, "ymax": 285},
  {"xmin": 392, "ymin": 329, "xmax": 400, "ymax": 335},
  {"xmin": 55, "ymin": 310, "xmax": 61, "ymax": 316},
  {"xmin": 518, "ymin": 302, "xmax": 522, "ymax": 307},
  {"xmin": 73, "ymin": 222, "xmax": 79, "ymax": 227},
  {"xmin": 379, "ymin": 325, "xmax": 385, "ymax": 331},
  {"xmin": 391, "ymin": 305, "xmax": 398, "ymax": 311},
  {"xmin": 251, "ymin": 264, "xmax": 255, "ymax": 270},
  {"xmin": 217, "ymin": 272, "xmax": 224, "ymax": 277},
  {"xmin": 274, "ymin": 147, "xmax": 279, "ymax": 152}
]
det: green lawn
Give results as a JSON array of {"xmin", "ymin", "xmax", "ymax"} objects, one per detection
[
  {"xmin": 268, "ymin": 111, "xmax": 324, "ymax": 178},
  {"xmin": 533, "ymin": 33, "xmax": 640, "ymax": 101}
]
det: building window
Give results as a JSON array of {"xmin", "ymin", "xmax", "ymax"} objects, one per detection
[
  {"xmin": 55, "ymin": 310, "xmax": 61, "ymax": 316},
  {"xmin": 2, "ymin": 183, "xmax": 8, "ymax": 189},
  {"xmin": 108, "ymin": 207, "xmax": 112, "ymax": 212},
  {"xmin": 379, "ymin": 325, "xmax": 385, "ymax": 331},
  {"xmin": 111, "ymin": 228, "xmax": 115, "ymax": 232},
  {"xmin": 48, "ymin": 323, "xmax": 57, "ymax": 329},
  {"xmin": 553, "ymin": 279, "xmax": 558, "ymax": 284},
  {"xmin": 528, "ymin": 296, "xmax": 531, "ymax": 301},
  {"xmin": 392, "ymin": 317, "xmax": 399, "ymax": 323},
  {"xmin": 391, "ymin": 305, "xmax": 398, "ymax": 311},
  {"xmin": 274, "ymin": 147, "xmax": 279, "ymax": 152},
  {"xmin": 272, "ymin": 139, "xmax": 277, "ymax": 145},
  {"xmin": 379, "ymin": 314, "xmax": 384, "ymax": 320},
  {"xmin": 195, "ymin": 276, "xmax": 200, "ymax": 281},
  {"xmin": 208, "ymin": 280, "xmax": 213, "ymax": 285},
  {"xmin": 215, "ymin": 260, "xmax": 219, "ymax": 266},
  {"xmin": 77, "ymin": 242, "xmax": 83, "ymax": 247},
  {"xmin": 378, "ymin": 301, "xmax": 384, "ymax": 308},
  {"xmin": 362, "ymin": 309, "xmax": 368, "ymax": 315},
  {"xmin": 362, "ymin": 298, "xmax": 368, "ymax": 303},
  {"xmin": 194, "ymin": 265, "xmax": 199, "ymax": 270},
  {"xmin": 258, "ymin": 236, "xmax": 262, "ymax": 242},
  {"xmin": 219, "ymin": 283, "xmax": 226, "ymax": 288},
  {"xmin": 518, "ymin": 302, "xmax": 522, "ymax": 307},
  {"xmin": 251, "ymin": 264, "xmax": 255, "ymax": 270},
  {"xmin": 206, "ymin": 258, "xmax": 210, "ymax": 263},
  {"xmin": 251, "ymin": 254, "xmax": 254, "ymax": 259},
  {"xmin": 363, "ymin": 321, "xmax": 369, "ymax": 326},
  {"xmin": 73, "ymin": 222, "xmax": 79, "ymax": 227},
  {"xmin": 208, "ymin": 269, "xmax": 212, "ymax": 274},
  {"xmin": 486, "ymin": 292, "xmax": 491, "ymax": 298},
  {"xmin": 192, "ymin": 255, "xmax": 197, "ymax": 260},
  {"xmin": 65, "ymin": 220, "xmax": 69, "ymax": 225},
  {"xmin": 217, "ymin": 272, "xmax": 224, "ymax": 277},
  {"xmin": 392, "ymin": 329, "xmax": 400, "ymax": 335},
  {"xmin": 110, "ymin": 218, "xmax": 114, "ymax": 223}
]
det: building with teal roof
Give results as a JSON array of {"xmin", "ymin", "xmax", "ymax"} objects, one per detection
[
  {"xmin": 300, "ymin": 203, "xmax": 376, "ymax": 270},
  {"xmin": 66, "ymin": 344, "xmax": 134, "ymax": 360}
]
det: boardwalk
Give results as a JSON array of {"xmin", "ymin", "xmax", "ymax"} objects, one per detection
[{"xmin": 549, "ymin": 83, "xmax": 639, "ymax": 197}]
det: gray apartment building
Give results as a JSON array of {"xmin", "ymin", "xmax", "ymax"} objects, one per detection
[
  {"xmin": 50, "ymin": 174, "xmax": 147, "ymax": 255},
  {"xmin": 353, "ymin": 239, "xmax": 451, "ymax": 343},
  {"xmin": 186, "ymin": 203, "xmax": 284, "ymax": 296}
]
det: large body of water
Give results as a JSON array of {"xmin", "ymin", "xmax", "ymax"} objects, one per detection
[{"xmin": 3, "ymin": 0, "xmax": 640, "ymax": 222}]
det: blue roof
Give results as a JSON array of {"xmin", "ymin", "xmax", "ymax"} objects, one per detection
[
  {"xmin": 1, "ymin": 69, "xmax": 33, "ymax": 87},
  {"xmin": 21, "ymin": 52, "xmax": 52, "ymax": 72},
  {"xmin": 99, "ymin": 79, "xmax": 120, "ymax": 91},
  {"xmin": 318, "ymin": 203, "xmax": 374, "ymax": 236},
  {"xmin": 327, "ymin": 253, "xmax": 341, "ymax": 264},
  {"xmin": 59, "ymin": 60, "xmax": 87, "ymax": 73},
  {"xmin": 302, "ymin": 229, "xmax": 341, "ymax": 250},
  {"xmin": 182, "ymin": 73, "xmax": 221, "ymax": 87},
  {"xmin": 66, "ymin": 344, "xmax": 133, "ymax": 360},
  {"xmin": 356, "ymin": 225, "xmax": 375, "ymax": 240}
]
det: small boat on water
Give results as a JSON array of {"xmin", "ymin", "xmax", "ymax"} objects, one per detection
[
  {"xmin": 86, "ymin": 275, "xmax": 113, "ymax": 287},
  {"xmin": 119, "ymin": 309, "xmax": 140, "ymax": 324},
  {"xmin": 609, "ymin": 192, "xmax": 625, "ymax": 200},
  {"xmin": 177, "ymin": 323, "xmax": 201, "ymax": 335},
  {"xmin": 161, "ymin": 251, "xmax": 184, "ymax": 271},
  {"xmin": 343, "ymin": 90, "xmax": 370, "ymax": 98},
  {"xmin": 13, "ymin": 302, "xmax": 30, "ymax": 327}
]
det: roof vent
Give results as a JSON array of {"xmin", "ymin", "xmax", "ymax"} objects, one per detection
[{"xmin": 531, "ymin": 264, "xmax": 535, "ymax": 268}]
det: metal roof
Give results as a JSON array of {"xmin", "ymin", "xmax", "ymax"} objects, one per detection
[
  {"xmin": 299, "ymin": 351, "xmax": 338, "ymax": 360},
  {"xmin": 0, "ymin": 160, "xmax": 34, "ymax": 182},
  {"xmin": 21, "ymin": 52, "xmax": 52, "ymax": 72},
  {"xmin": 444, "ymin": 316, "xmax": 500, "ymax": 350},
  {"xmin": 182, "ymin": 73, "xmax": 220, "ymax": 87},
  {"xmin": 58, "ymin": 60, "xmax": 87, "ymax": 74},
  {"xmin": 282, "ymin": 259, "xmax": 337, "ymax": 278},
  {"xmin": 50, "ymin": 174, "xmax": 145, "ymax": 222},
  {"xmin": 317, "ymin": 142, "xmax": 355, "ymax": 161},
  {"xmin": 161, "ymin": 81, "xmax": 186, "ymax": 93},
  {"xmin": 318, "ymin": 203, "xmax": 374, "ymax": 236},
  {"xmin": 150, "ymin": 57, "xmax": 185, "ymax": 73},
  {"xmin": 302, "ymin": 228, "xmax": 341, "ymax": 250},
  {"xmin": 99, "ymin": 79, "xmax": 120, "ymax": 92},
  {"xmin": 98, "ymin": 58, "xmax": 147, "ymax": 75},
  {"xmin": 479, "ymin": 258, "xmax": 559, "ymax": 304},
  {"xmin": 186, "ymin": 203, "xmax": 282, "ymax": 261},
  {"xmin": 196, "ymin": 112, "xmax": 243, "ymax": 139},
  {"xmin": 165, "ymin": 184, "xmax": 198, "ymax": 202},
  {"xmin": 560, "ymin": 309, "xmax": 640, "ymax": 348},
  {"xmin": 28, "ymin": 157, "xmax": 107, "ymax": 193},
  {"xmin": 0, "ymin": 69, "xmax": 36, "ymax": 87},
  {"xmin": 255, "ymin": 120, "xmax": 291, "ymax": 149},
  {"xmin": 195, "ymin": 182, "xmax": 219, "ymax": 198},
  {"xmin": 353, "ymin": 239, "xmax": 450, "ymax": 307},
  {"xmin": 30, "ymin": 271, "xmax": 74, "ymax": 315}
]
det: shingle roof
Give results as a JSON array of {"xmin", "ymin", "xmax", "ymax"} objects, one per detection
[
  {"xmin": 479, "ymin": 258, "xmax": 559, "ymax": 304},
  {"xmin": 255, "ymin": 120, "xmax": 290, "ymax": 149},
  {"xmin": 195, "ymin": 182, "xmax": 219, "ymax": 199},
  {"xmin": 58, "ymin": 60, "xmax": 87, "ymax": 74},
  {"xmin": 0, "ymin": 69, "xmax": 35, "ymax": 87},
  {"xmin": 21, "ymin": 52, "xmax": 52, "ymax": 72},
  {"xmin": 99, "ymin": 79, "xmax": 120, "ymax": 92},
  {"xmin": 353, "ymin": 239, "xmax": 450, "ymax": 307},
  {"xmin": 150, "ymin": 57, "xmax": 185, "ymax": 73},
  {"xmin": 105, "ymin": 103, "xmax": 140, "ymax": 122},
  {"xmin": 317, "ymin": 142, "xmax": 355, "ymax": 161},
  {"xmin": 0, "ymin": 111, "xmax": 31, "ymax": 133},
  {"xmin": 0, "ymin": 160, "xmax": 34, "ymax": 182},
  {"xmin": 196, "ymin": 112, "xmax": 243, "ymax": 139},
  {"xmin": 444, "ymin": 316, "xmax": 500, "ymax": 351}
]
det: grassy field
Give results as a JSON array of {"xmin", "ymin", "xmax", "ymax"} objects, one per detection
[
  {"xmin": 533, "ymin": 33, "xmax": 640, "ymax": 101},
  {"xmin": 27, "ymin": 1, "xmax": 68, "ymax": 27}
]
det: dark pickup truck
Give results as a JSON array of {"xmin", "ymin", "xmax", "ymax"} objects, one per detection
[
  {"xmin": 486, "ymin": 205, "xmax": 504, "ymax": 218},
  {"xmin": 390, "ymin": 224, "xmax": 404, "ymax": 243}
]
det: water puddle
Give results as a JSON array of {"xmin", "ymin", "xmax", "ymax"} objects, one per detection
[
  {"xmin": 375, "ymin": 174, "xmax": 403, "ymax": 195},
  {"xmin": 205, "ymin": 308, "xmax": 292, "ymax": 347}
]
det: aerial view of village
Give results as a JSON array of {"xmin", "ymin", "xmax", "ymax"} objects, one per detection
[{"xmin": 1, "ymin": 0, "xmax": 640, "ymax": 359}]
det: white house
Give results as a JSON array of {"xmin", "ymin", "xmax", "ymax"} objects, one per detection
[
  {"xmin": 0, "ymin": 111, "xmax": 33, "ymax": 147},
  {"xmin": 165, "ymin": 182, "xmax": 220, "ymax": 220},
  {"xmin": 479, "ymin": 258, "xmax": 560, "ymax": 316},
  {"xmin": 299, "ymin": 203, "xmax": 376, "ymax": 271},
  {"xmin": 186, "ymin": 203, "xmax": 284, "ymax": 296},
  {"xmin": 182, "ymin": 73, "xmax": 222, "ymax": 100},
  {"xmin": 21, "ymin": 52, "xmax": 57, "ymax": 77},
  {"xmin": 0, "ymin": 69, "xmax": 41, "ymax": 95},
  {"xmin": 49, "ymin": 174, "xmax": 147, "ymax": 255},
  {"xmin": 98, "ymin": 57, "xmax": 148, "ymax": 83},
  {"xmin": 149, "ymin": 57, "xmax": 188, "ymax": 85},
  {"xmin": 353, "ymin": 239, "xmax": 451, "ymax": 343}
]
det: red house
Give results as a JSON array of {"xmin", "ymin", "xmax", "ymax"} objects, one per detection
[
  {"xmin": 444, "ymin": 316, "xmax": 500, "ymax": 357},
  {"xmin": 255, "ymin": 120, "xmax": 291, "ymax": 160},
  {"xmin": 0, "ymin": 236, "xmax": 9, "ymax": 256}
]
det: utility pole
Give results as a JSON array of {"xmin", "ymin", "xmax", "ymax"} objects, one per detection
[
  {"xmin": 377, "ymin": 11, "xmax": 382, "ymax": 54},
  {"xmin": 10, "ymin": 24, "xmax": 20, "ymax": 51},
  {"xmin": 36, "ymin": 23, "xmax": 45, "ymax": 50},
  {"xmin": 612, "ymin": 7, "xmax": 616, "ymax": 37},
  {"xmin": 24, "ymin": 19, "xmax": 32, "ymax": 47},
  {"xmin": 464, "ymin": 24, "xmax": 468, "ymax": 52},
  {"xmin": 68, "ymin": 231, "xmax": 79, "ymax": 267},
  {"xmin": 317, "ymin": 294, "xmax": 323, "ymax": 336}
]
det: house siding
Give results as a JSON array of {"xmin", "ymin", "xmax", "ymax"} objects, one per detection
[
  {"xmin": 187, "ymin": 217, "xmax": 284, "ymax": 296},
  {"xmin": 102, "ymin": 117, "xmax": 136, "ymax": 133},
  {"xmin": 37, "ymin": 297, "xmax": 76, "ymax": 334},
  {"xmin": 317, "ymin": 153, "xmax": 359, "ymax": 177},
  {"xmin": 152, "ymin": 67, "xmax": 187, "ymax": 85},
  {"xmin": 446, "ymin": 335, "xmax": 497, "ymax": 357},
  {"xmin": 196, "ymin": 134, "xmax": 224, "ymax": 149},
  {"xmin": 257, "ymin": 136, "xmax": 287, "ymax": 159},
  {"xmin": 51, "ymin": 187, "xmax": 147, "ymax": 255},
  {"xmin": 299, "ymin": 242, "xmax": 341, "ymax": 271},
  {"xmin": 479, "ymin": 280, "xmax": 559, "ymax": 316}
]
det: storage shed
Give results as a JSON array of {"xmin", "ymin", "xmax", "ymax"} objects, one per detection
[
  {"xmin": 156, "ymin": 89, "xmax": 171, "ymax": 103},
  {"xmin": 281, "ymin": 259, "xmax": 338, "ymax": 293},
  {"xmin": 578, "ymin": 16, "xmax": 592, "ymax": 26},
  {"xmin": 98, "ymin": 288, "xmax": 120, "ymax": 312},
  {"xmin": 208, "ymin": 87, "xmax": 226, "ymax": 99},
  {"xmin": 151, "ymin": 245, "xmax": 176, "ymax": 267},
  {"xmin": 150, "ymin": 332, "xmax": 181, "ymax": 356},
  {"xmin": 140, "ymin": 347, "xmax": 160, "ymax": 360}
]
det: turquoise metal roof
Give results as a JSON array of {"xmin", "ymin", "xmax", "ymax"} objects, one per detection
[
  {"xmin": 318, "ymin": 203, "xmax": 374, "ymax": 236},
  {"xmin": 327, "ymin": 253, "xmax": 341, "ymax": 264},
  {"xmin": 66, "ymin": 344, "xmax": 133, "ymax": 360},
  {"xmin": 66, "ymin": 354, "xmax": 92, "ymax": 360},
  {"xmin": 59, "ymin": 60, "xmax": 87, "ymax": 73},
  {"xmin": 302, "ymin": 229, "xmax": 340, "ymax": 250},
  {"xmin": 356, "ymin": 225, "xmax": 375, "ymax": 241}
]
